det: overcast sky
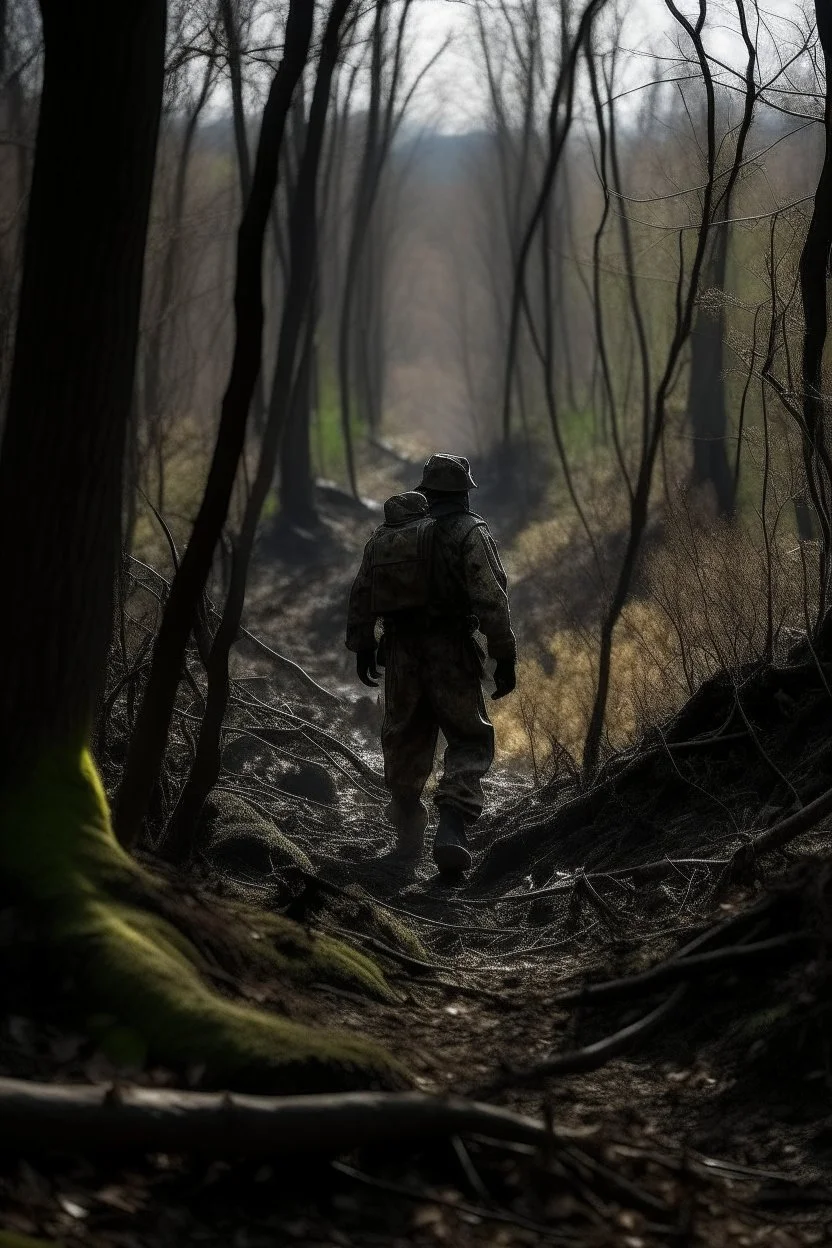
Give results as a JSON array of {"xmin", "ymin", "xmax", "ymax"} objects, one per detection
[
  {"xmin": 407, "ymin": 0, "xmax": 482, "ymax": 130},
  {"xmin": 402, "ymin": 0, "xmax": 813, "ymax": 132}
]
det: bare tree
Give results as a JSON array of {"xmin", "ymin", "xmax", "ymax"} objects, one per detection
[
  {"xmin": 141, "ymin": 15, "xmax": 221, "ymax": 511},
  {"xmin": 160, "ymin": 0, "xmax": 356, "ymax": 862},
  {"xmin": 686, "ymin": 14, "xmax": 756, "ymax": 517},
  {"xmin": 116, "ymin": 0, "xmax": 314, "ymax": 849},
  {"xmin": 581, "ymin": 1, "xmax": 742, "ymax": 777},
  {"xmin": 337, "ymin": 0, "xmax": 414, "ymax": 495}
]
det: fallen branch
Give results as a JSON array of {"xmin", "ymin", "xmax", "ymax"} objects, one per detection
[
  {"xmin": 367, "ymin": 436, "xmax": 421, "ymax": 466},
  {"xmin": 556, "ymin": 932, "xmax": 809, "ymax": 1006},
  {"xmin": 227, "ymin": 614, "xmax": 341, "ymax": 705},
  {"xmin": 123, "ymin": 554, "xmax": 340, "ymax": 706},
  {"xmin": 455, "ymin": 858, "xmax": 730, "ymax": 908},
  {"xmin": 469, "ymin": 985, "xmax": 687, "ymax": 1097},
  {"xmin": 233, "ymin": 688, "xmax": 386, "ymax": 787},
  {"xmin": 731, "ymin": 780, "xmax": 832, "ymax": 871},
  {"xmin": 0, "ymin": 1081, "xmax": 573, "ymax": 1158},
  {"xmin": 332, "ymin": 1159, "xmax": 588, "ymax": 1243}
]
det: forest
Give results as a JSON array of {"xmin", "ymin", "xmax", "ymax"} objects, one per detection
[{"xmin": 2, "ymin": 0, "xmax": 832, "ymax": 1243}]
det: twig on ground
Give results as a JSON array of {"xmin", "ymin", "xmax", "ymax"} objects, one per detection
[
  {"xmin": 331, "ymin": 1159, "xmax": 586, "ymax": 1244},
  {"xmin": 123, "ymin": 553, "xmax": 340, "ymax": 705},
  {"xmin": 452, "ymin": 859, "xmax": 730, "ymax": 908},
  {"xmin": 450, "ymin": 1133, "xmax": 491, "ymax": 1202},
  {"xmin": 555, "ymin": 932, "xmax": 809, "ymax": 1006},
  {"xmin": 320, "ymin": 924, "xmax": 447, "ymax": 974},
  {"xmin": 218, "ymin": 609, "xmax": 342, "ymax": 705},
  {"xmin": 469, "ymin": 986, "xmax": 687, "ymax": 1097},
  {"xmin": 561, "ymin": 1139, "xmax": 672, "ymax": 1216},
  {"xmin": 233, "ymin": 688, "xmax": 386, "ymax": 786}
]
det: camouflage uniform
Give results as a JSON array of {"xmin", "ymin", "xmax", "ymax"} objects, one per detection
[{"xmin": 346, "ymin": 477, "xmax": 516, "ymax": 826}]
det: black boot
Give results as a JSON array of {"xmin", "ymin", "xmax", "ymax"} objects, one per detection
[
  {"xmin": 432, "ymin": 806, "xmax": 472, "ymax": 874},
  {"xmin": 385, "ymin": 794, "xmax": 428, "ymax": 857}
]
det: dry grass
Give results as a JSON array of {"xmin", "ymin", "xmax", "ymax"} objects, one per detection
[{"xmin": 493, "ymin": 473, "xmax": 815, "ymax": 779}]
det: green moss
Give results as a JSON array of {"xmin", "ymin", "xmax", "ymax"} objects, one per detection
[
  {"xmin": 0, "ymin": 745, "xmax": 405, "ymax": 1092},
  {"xmin": 337, "ymin": 885, "xmax": 428, "ymax": 962},
  {"xmin": 227, "ymin": 905, "xmax": 394, "ymax": 1001},
  {"xmin": 0, "ymin": 1235, "xmax": 61, "ymax": 1248},
  {"xmin": 201, "ymin": 792, "xmax": 314, "ymax": 875}
]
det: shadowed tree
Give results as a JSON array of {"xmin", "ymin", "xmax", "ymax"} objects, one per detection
[
  {"xmin": 161, "ymin": 0, "xmax": 357, "ymax": 862},
  {"xmin": 115, "ymin": 0, "xmax": 313, "ymax": 849},
  {"xmin": 0, "ymin": 0, "xmax": 397, "ymax": 1090},
  {"xmin": 799, "ymin": 0, "xmax": 832, "ymax": 610},
  {"xmin": 686, "ymin": 20, "xmax": 757, "ymax": 519}
]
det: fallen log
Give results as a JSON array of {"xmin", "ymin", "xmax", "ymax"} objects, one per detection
[{"xmin": 0, "ymin": 1081, "xmax": 580, "ymax": 1158}]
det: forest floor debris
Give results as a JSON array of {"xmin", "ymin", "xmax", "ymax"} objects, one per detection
[{"xmin": 4, "ymin": 474, "xmax": 832, "ymax": 1245}]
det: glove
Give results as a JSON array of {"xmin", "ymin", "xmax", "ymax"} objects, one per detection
[
  {"xmin": 491, "ymin": 657, "xmax": 516, "ymax": 700},
  {"xmin": 357, "ymin": 646, "xmax": 380, "ymax": 688}
]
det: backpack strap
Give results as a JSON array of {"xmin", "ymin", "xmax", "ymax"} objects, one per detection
[{"xmin": 428, "ymin": 512, "xmax": 489, "ymax": 618}]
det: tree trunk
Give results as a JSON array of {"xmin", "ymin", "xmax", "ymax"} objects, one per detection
[
  {"xmin": 222, "ymin": 0, "xmax": 269, "ymax": 438},
  {"xmin": 0, "ymin": 0, "xmax": 165, "ymax": 778},
  {"xmin": 687, "ymin": 224, "xmax": 735, "ymax": 517},
  {"xmin": 160, "ymin": 0, "xmax": 352, "ymax": 862},
  {"xmin": 221, "ymin": 0, "xmax": 252, "ymax": 196},
  {"xmin": 277, "ymin": 83, "xmax": 318, "ymax": 530},
  {"xmin": 115, "ymin": 0, "xmax": 314, "ymax": 849},
  {"xmin": 279, "ymin": 302, "xmax": 318, "ymax": 528},
  {"xmin": 336, "ymin": 0, "xmax": 413, "ymax": 492},
  {"xmin": 799, "ymin": 0, "xmax": 832, "ymax": 608},
  {"xmin": 143, "ymin": 51, "xmax": 217, "ymax": 511},
  {"xmin": 0, "ymin": 0, "xmax": 399, "ymax": 1093}
]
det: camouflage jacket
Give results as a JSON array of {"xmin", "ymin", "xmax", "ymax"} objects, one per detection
[{"xmin": 346, "ymin": 497, "xmax": 517, "ymax": 661}]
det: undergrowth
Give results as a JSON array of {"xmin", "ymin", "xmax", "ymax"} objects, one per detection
[{"xmin": 493, "ymin": 469, "xmax": 814, "ymax": 781}]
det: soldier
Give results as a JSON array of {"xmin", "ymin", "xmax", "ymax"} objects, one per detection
[{"xmin": 346, "ymin": 453, "xmax": 516, "ymax": 875}]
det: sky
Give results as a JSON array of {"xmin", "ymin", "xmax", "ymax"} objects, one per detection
[
  {"xmin": 403, "ymin": 0, "xmax": 814, "ymax": 132},
  {"xmin": 407, "ymin": 0, "xmax": 482, "ymax": 130}
]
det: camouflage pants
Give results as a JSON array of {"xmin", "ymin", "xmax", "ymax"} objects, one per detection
[{"xmin": 381, "ymin": 629, "xmax": 495, "ymax": 823}]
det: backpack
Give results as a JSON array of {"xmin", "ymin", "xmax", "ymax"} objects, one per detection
[{"xmin": 369, "ymin": 492, "xmax": 435, "ymax": 615}]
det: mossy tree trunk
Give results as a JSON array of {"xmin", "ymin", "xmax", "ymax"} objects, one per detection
[
  {"xmin": 0, "ymin": 0, "xmax": 165, "ymax": 782},
  {"xmin": 0, "ymin": 0, "xmax": 401, "ymax": 1093}
]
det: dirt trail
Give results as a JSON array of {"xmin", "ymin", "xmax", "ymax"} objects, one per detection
[{"xmin": 3, "ymin": 468, "xmax": 832, "ymax": 1245}]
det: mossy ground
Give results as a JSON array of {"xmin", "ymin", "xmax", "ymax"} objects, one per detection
[{"xmin": 0, "ymin": 745, "xmax": 405, "ymax": 1092}]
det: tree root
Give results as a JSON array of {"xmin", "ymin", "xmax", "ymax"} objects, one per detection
[
  {"xmin": 0, "ymin": 1079, "xmax": 579, "ymax": 1158},
  {"xmin": 0, "ymin": 745, "xmax": 404, "ymax": 1093}
]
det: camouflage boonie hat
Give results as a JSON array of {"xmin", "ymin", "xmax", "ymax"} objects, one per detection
[{"xmin": 417, "ymin": 453, "xmax": 477, "ymax": 492}]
